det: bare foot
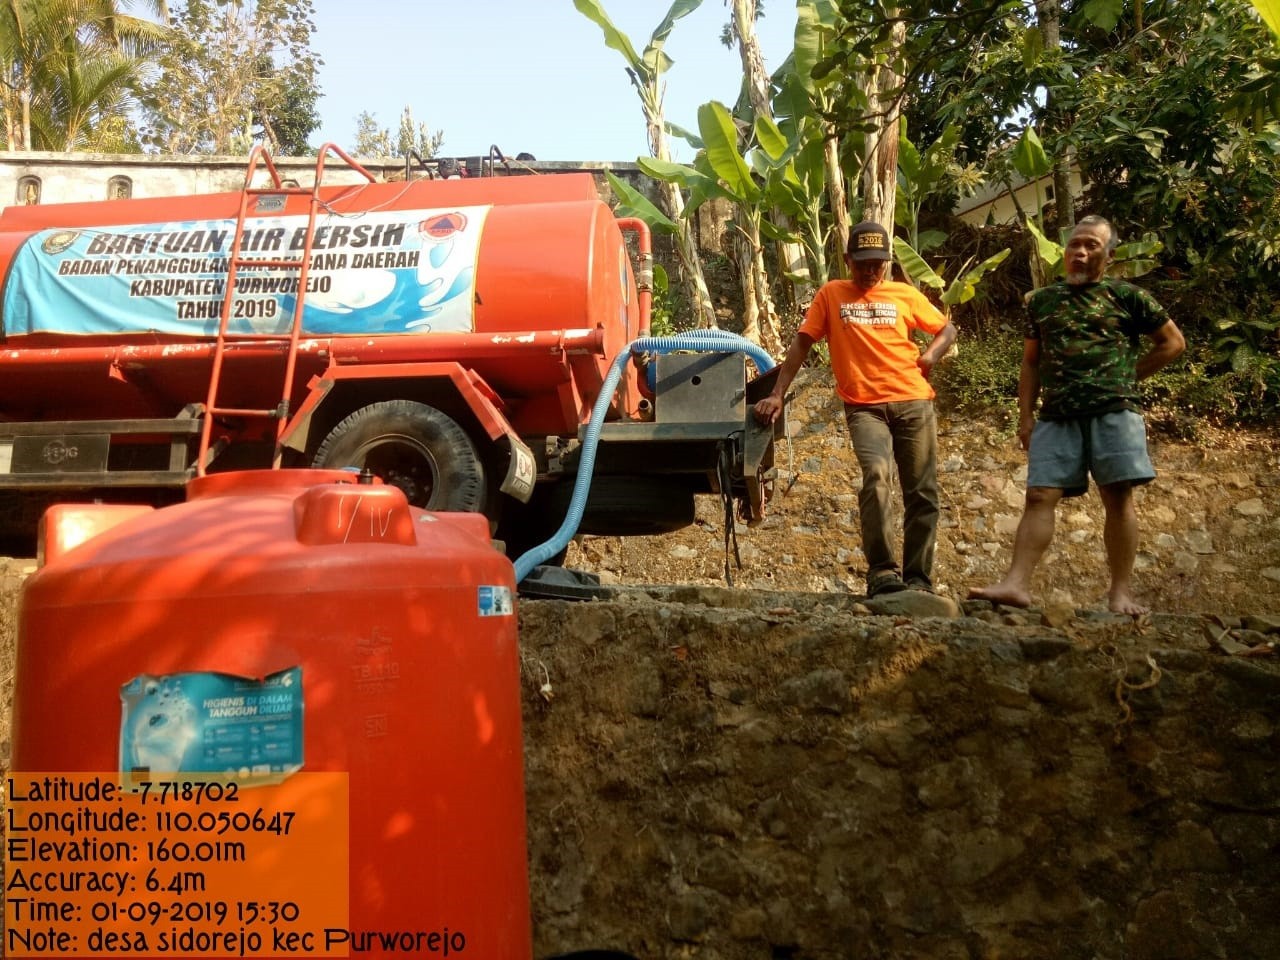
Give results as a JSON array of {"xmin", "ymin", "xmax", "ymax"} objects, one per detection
[
  {"xmin": 967, "ymin": 583, "xmax": 1033, "ymax": 608},
  {"xmin": 1108, "ymin": 591, "xmax": 1149, "ymax": 616}
]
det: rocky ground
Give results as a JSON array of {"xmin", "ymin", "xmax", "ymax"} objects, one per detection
[
  {"xmin": 567, "ymin": 367, "xmax": 1280, "ymax": 618},
  {"xmin": 520, "ymin": 589, "xmax": 1280, "ymax": 959}
]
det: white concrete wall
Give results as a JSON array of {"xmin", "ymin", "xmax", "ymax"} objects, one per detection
[
  {"xmin": 0, "ymin": 152, "xmax": 647, "ymax": 207},
  {"xmin": 954, "ymin": 167, "xmax": 1085, "ymax": 227}
]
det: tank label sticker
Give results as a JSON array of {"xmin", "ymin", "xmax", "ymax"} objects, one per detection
[
  {"xmin": 477, "ymin": 585, "xmax": 513, "ymax": 617},
  {"xmin": 119, "ymin": 667, "xmax": 303, "ymax": 781},
  {"xmin": 4, "ymin": 206, "xmax": 492, "ymax": 338}
]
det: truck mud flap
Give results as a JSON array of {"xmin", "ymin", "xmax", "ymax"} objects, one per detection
[{"xmin": 499, "ymin": 433, "xmax": 537, "ymax": 503}]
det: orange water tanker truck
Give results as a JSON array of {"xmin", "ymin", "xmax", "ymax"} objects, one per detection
[{"xmin": 0, "ymin": 146, "xmax": 780, "ymax": 560}]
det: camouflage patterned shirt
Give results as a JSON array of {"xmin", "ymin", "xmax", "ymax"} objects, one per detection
[{"xmin": 1025, "ymin": 278, "xmax": 1170, "ymax": 420}]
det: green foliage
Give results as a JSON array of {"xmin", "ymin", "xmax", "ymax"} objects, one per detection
[
  {"xmin": 895, "ymin": 125, "xmax": 971, "ymax": 251},
  {"xmin": 1066, "ymin": 0, "xmax": 1280, "ymax": 308},
  {"xmin": 573, "ymin": 0, "xmax": 703, "ymax": 119},
  {"xmin": 1213, "ymin": 313, "xmax": 1274, "ymax": 371},
  {"xmin": 931, "ymin": 330, "xmax": 1022, "ymax": 413},
  {"xmin": 894, "ymin": 237, "xmax": 1011, "ymax": 311},
  {"xmin": 351, "ymin": 107, "xmax": 443, "ymax": 160},
  {"xmin": 1247, "ymin": 0, "xmax": 1280, "ymax": 37},
  {"xmin": 0, "ymin": 0, "xmax": 168, "ymax": 150},
  {"xmin": 139, "ymin": 0, "xmax": 320, "ymax": 154},
  {"xmin": 1142, "ymin": 340, "xmax": 1280, "ymax": 427},
  {"xmin": 1011, "ymin": 125, "xmax": 1051, "ymax": 181},
  {"xmin": 606, "ymin": 172, "xmax": 679, "ymax": 234},
  {"xmin": 942, "ymin": 249, "xmax": 1012, "ymax": 308},
  {"xmin": 648, "ymin": 263, "xmax": 681, "ymax": 336}
]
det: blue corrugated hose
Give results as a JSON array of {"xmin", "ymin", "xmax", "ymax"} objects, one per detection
[{"xmin": 512, "ymin": 331, "xmax": 775, "ymax": 582}]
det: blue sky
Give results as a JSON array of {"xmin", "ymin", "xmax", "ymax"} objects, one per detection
[{"xmin": 309, "ymin": 1, "xmax": 799, "ymax": 163}]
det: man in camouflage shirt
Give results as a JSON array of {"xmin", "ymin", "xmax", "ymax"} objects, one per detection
[{"xmin": 969, "ymin": 215, "xmax": 1185, "ymax": 615}]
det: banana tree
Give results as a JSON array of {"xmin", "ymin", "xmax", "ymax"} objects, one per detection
[
  {"xmin": 574, "ymin": 0, "xmax": 716, "ymax": 328},
  {"xmin": 752, "ymin": 109, "xmax": 831, "ymax": 289},
  {"xmin": 638, "ymin": 100, "xmax": 786, "ymax": 352},
  {"xmin": 895, "ymin": 125, "xmax": 962, "ymax": 255},
  {"xmin": 1230, "ymin": 1, "xmax": 1280, "ymax": 128},
  {"xmin": 698, "ymin": 99, "xmax": 779, "ymax": 350},
  {"xmin": 1011, "ymin": 124, "xmax": 1054, "ymax": 289},
  {"xmin": 727, "ymin": 0, "xmax": 811, "ymax": 307},
  {"xmin": 1251, "ymin": 0, "xmax": 1280, "ymax": 35},
  {"xmin": 672, "ymin": 89, "xmax": 834, "ymax": 292},
  {"xmin": 793, "ymin": 0, "xmax": 851, "ymax": 276},
  {"xmin": 894, "ymin": 239, "xmax": 1011, "ymax": 318}
]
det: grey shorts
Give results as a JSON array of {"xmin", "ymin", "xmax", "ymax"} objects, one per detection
[{"xmin": 1027, "ymin": 410, "xmax": 1155, "ymax": 498}]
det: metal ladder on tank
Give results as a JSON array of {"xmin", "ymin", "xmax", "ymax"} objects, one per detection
[{"xmin": 196, "ymin": 144, "xmax": 378, "ymax": 475}]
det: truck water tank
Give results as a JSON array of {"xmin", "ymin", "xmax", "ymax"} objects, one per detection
[
  {"xmin": 0, "ymin": 172, "xmax": 640, "ymax": 432},
  {"xmin": 10, "ymin": 469, "xmax": 531, "ymax": 956}
]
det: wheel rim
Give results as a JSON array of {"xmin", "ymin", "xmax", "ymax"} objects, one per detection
[{"xmin": 348, "ymin": 433, "xmax": 440, "ymax": 506}]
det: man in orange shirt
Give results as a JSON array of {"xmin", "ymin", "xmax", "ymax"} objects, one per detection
[{"xmin": 755, "ymin": 221, "xmax": 957, "ymax": 596}]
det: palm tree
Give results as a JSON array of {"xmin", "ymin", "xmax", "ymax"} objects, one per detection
[{"xmin": 0, "ymin": 0, "xmax": 167, "ymax": 150}]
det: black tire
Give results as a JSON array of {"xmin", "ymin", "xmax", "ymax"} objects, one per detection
[{"xmin": 311, "ymin": 400, "xmax": 486, "ymax": 512}]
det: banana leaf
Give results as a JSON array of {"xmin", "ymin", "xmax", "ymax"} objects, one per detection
[
  {"xmin": 942, "ymin": 249, "xmax": 1011, "ymax": 307},
  {"xmin": 893, "ymin": 238, "xmax": 945, "ymax": 291},
  {"xmin": 605, "ymin": 172, "xmax": 678, "ymax": 233}
]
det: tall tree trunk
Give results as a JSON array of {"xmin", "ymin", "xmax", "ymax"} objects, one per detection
[
  {"xmin": 731, "ymin": 208, "xmax": 783, "ymax": 354},
  {"xmin": 647, "ymin": 113, "xmax": 716, "ymax": 329},
  {"xmin": 4, "ymin": 85, "xmax": 15, "ymax": 151},
  {"xmin": 732, "ymin": 211, "xmax": 761, "ymax": 345},
  {"xmin": 1051, "ymin": 147, "xmax": 1076, "ymax": 239},
  {"xmin": 748, "ymin": 216, "xmax": 782, "ymax": 355},
  {"xmin": 732, "ymin": 0, "xmax": 770, "ymax": 117},
  {"xmin": 730, "ymin": 0, "xmax": 801, "ymax": 335},
  {"xmin": 860, "ymin": 17, "xmax": 906, "ymax": 234},
  {"xmin": 1035, "ymin": 0, "xmax": 1075, "ymax": 238},
  {"xmin": 824, "ymin": 130, "xmax": 849, "ymax": 279},
  {"xmin": 20, "ymin": 82, "xmax": 30, "ymax": 150}
]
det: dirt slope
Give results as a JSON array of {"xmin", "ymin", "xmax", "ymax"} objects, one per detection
[{"xmin": 567, "ymin": 367, "xmax": 1280, "ymax": 617}]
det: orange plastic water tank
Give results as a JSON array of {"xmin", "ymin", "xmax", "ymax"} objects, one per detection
[{"xmin": 11, "ymin": 469, "xmax": 531, "ymax": 956}]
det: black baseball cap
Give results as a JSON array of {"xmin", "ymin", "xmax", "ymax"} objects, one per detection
[{"xmin": 847, "ymin": 221, "xmax": 892, "ymax": 261}]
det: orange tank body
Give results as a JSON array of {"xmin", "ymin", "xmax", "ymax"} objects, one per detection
[
  {"xmin": 0, "ymin": 173, "xmax": 642, "ymax": 435},
  {"xmin": 10, "ymin": 470, "xmax": 532, "ymax": 956}
]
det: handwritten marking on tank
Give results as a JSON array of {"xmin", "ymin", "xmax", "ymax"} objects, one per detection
[
  {"xmin": 336, "ymin": 494, "xmax": 401, "ymax": 542},
  {"xmin": 338, "ymin": 494, "xmax": 362, "ymax": 543}
]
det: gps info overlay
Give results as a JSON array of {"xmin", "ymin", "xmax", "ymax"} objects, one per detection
[{"xmin": 4, "ymin": 772, "xmax": 349, "ymax": 956}]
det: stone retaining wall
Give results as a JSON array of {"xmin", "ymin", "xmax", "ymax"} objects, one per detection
[{"xmin": 520, "ymin": 588, "xmax": 1280, "ymax": 959}]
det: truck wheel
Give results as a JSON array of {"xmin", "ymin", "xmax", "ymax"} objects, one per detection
[{"xmin": 312, "ymin": 400, "xmax": 487, "ymax": 512}]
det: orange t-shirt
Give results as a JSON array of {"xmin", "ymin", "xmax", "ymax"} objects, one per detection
[{"xmin": 800, "ymin": 279, "xmax": 948, "ymax": 405}]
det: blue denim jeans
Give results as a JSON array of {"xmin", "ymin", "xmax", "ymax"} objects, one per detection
[{"xmin": 843, "ymin": 399, "xmax": 940, "ymax": 586}]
